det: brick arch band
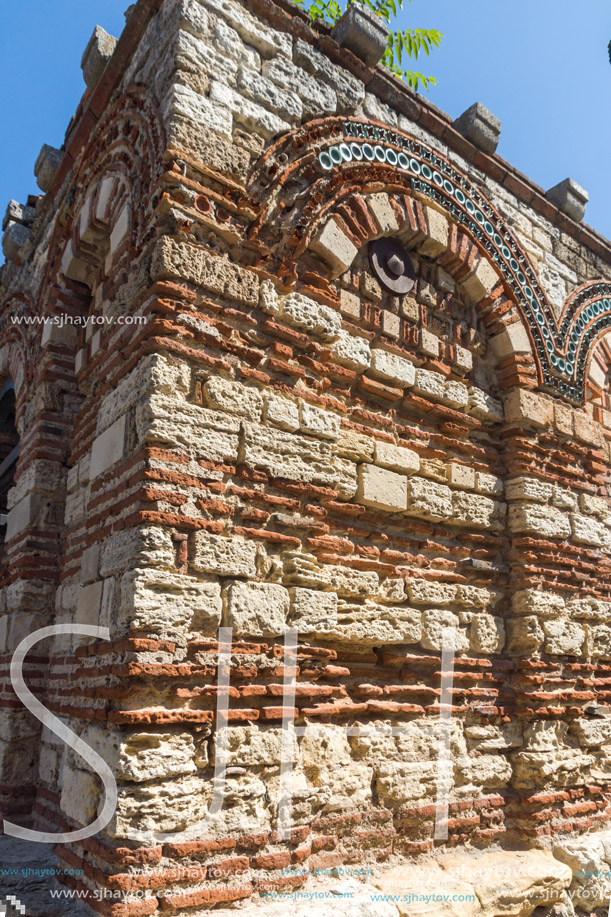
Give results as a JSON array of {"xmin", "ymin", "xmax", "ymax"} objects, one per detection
[{"xmin": 247, "ymin": 116, "xmax": 609, "ymax": 405}]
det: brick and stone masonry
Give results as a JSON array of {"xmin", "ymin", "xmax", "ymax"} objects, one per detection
[{"xmin": 1, "ymin": 0, "xmax": 611, "ymax": 913}]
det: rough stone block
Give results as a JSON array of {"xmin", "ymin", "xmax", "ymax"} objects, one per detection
[
  {"xmin": 357, "ymin": 463, "xmax": 407, "ymax": 513},
  {"xmin": 299, "ymin": 402, "xmax": 340, "ymax": 441},
  {"xmin": 443, "ymin": 380, "xmax": 469, "ymax": 408},
  {"xmin": 288, "ymin": 587, "xmax": 338, "ymax": 632},
  {"xmin": 262, "ymin": 56, "xmax": 336, "ymax": 119},
  {"xmin": 407, "ymin": 580, "xmax": 456, "ymax": 606},
  {"xmin": 543, "ymin": 619, "xmax": 585, "ymax": 656},
  {"xmin": 191, "ymin": 532, "xmax": 257, "ymax": 577},
  {"xmin": 421, "ymin": 609, "xmax": 469, "ymax": 652},
  {"xmin": 461, "ymin": 257, "xmax": 499, "ymax": 302},
  {"xmin": 504, "ymin": 388, "xmax": 554, "ymax": 429},
  {"xmin": 368, "ymin": 192, "xmax": 399, "ymax": 233},
  {"xmin": 513, "ymin": 589, "xmax": 566, "ymax": 618},
  {"xmin": 152, "ymin": 237, "xmax": 259, "ymax": 304},
  {"xmin": 293, "ymin": 38, "xmax": 365, "ymax": 112},
  {"xmin": 453, "ymin": 101, "xmax": 501, "ymax": 155},
  {"xmin": 331, "ymin": 329, "xmax": 371, "ymax": 371},
  {"xmin": 413, "ymin": 367, "xmax": 446, "ymax": 401},
  {"xmin": 420, "ymin": 207, "xmax": 449, "ymax": 258},
  {"xmin": 326, "ymin": 566, "xmax": 379, "ymax": 597},
  {"xmin": 2, "ymin": 222, "xmax": 30, "ymax": 260},
  {"xmin": 506, "ymin": 616, "xmax": 544, "ymax": 655},
  {"xmin": 225, "ymin": 581, "xmax": 289, "ymax": 636},
  {"xmin": 137, "ymin": 397, "xmax": 240, "ymax": 462},
  {"xmin": 336, "ymin": 429, "xmax": 374, "ymax": 462},
  {"xmin": 76, "ymin": 581, "xmax": 104, "ymax": 627},
  {"xmin": 121, "ymin": 569, "xmax": 222, "ymax": 640},
  {"xmin": 571, "ymin": 513, "xmax": 609, "ymax": 547},
  {"xmin": 573, "ymin": 411, "xmax": 605, "ymax": 447},
  {"xmin": 506, "ymin": 476, "xmax": 553, "ymax": 503},
  {"xmin": 90, "ymin": 415, "xmax": 126, "ymax": 480},
  {"xmin": 331, "ymin": 1, "xmax": 390, "ymax": 66},
  {"xmin": 490, "ymin": 322, "xmax": 533, "ymax": 359},
  {"xmin": 381, "ymin": 309, "xmax": 401, "ymax": 339},
  {"xmin": 508, "ymin": 503, "xmax": 571, "ymax": 538},
  {"xmin": 545, "ymin": 178, "xmax": 589, "ymax": 222},
  {"xmin": 446, "ymin": 463, "xmax": 475, "ymax": 489},
  {"xmin": 264, "ymin": 392, "xmax": 300, "ymax": 432},
  {"xmin": 81, "ymin": 25, "xmax": 117, "ymax": 89},
  {"xmin": 5, "ymin": 494, "xmax": 42, "ymax": 540},
  {"xmin": 467, "ymin": 387, "xmax": 503, "ymax": 423},
  {"xmin": 419, "ymin": 327, "xmax": 440, "ymax": 359},
  {"xmin": 475, "ymin": 472, "xmax": 503, "ymax": 496},
  {"xmin": 310, "ymin": 219, "xmax": 358, "ymax": 275},
  {"xmin": 454, "ymin": 344, "xmax": 473, "ymax": 373},
  {"xmin": 374, "ymin": 441, "xmax": 419, "ymax": 475},
  {"xmin": 406, "ymin": 477, "xmax": 453, "ymax": 521},
  {"xmin": 204, "ymin": 377, "xmax": 263, "ymax": 421},
  {"xmin": 281, "ymin": 292, "xmax": 342, "ymax": 341},
  {"xmin": 80, "ymin": 544, "xmax": 100, "ymax": 585},
  {"xmin": 370, "ymin": 349, "xmax": 415, "ymax": 387},
  {"xmin": 451, "ymin": 491, "xmax": 498, "ymax": 529}
]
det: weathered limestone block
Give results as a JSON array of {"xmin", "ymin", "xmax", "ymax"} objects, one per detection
[
  {"xmin": 241, "ymin": 422, "xmax": 356, "ymax": 495},
  {"xmin": 293, "ymin": 38, "xmax": 365, "ymax": 112},
  {"xmin": 456, "ymin": 584, "xmax": 493, "ymax": 608},
  {"xmin": 120, "ymin": 569, "xmax": 222, "ymax": 639},
  {"xmin": 446, "ymin": 462, "xmax": 475, "ymax": 489},
  {"xmin": 280, "ymin": 291, "xmax": 342, "ymax": 341},
  {"xmin": 407, "ymin": 580, "xmax": 456, "ymax": 605},
  {"xmin": 81, "ymin": 25, "xmax": 117, "ymax": 89},
  {"xmin": 96, "ymin": 354, "xmax": 191, "ymax": 435},
  {"xmin": 444, "ymin": 380, "xmax": 469, "ymax": 409},
  {"xmin": 475, "ymin": 471, "xmax": 503, "ymax": 495},
  {"xmin": 421, "ymin": 609, "xmax": 469, "ymax": 652},
  {"xmin": 191, "ymin": 532, "xmax": 257, "ymax": 577},
  {"xmin": 554, "ymin": 834, "xmax": 611, "ymax": 912},
  {"xmin": 461, "ymin": 257, "xmax": 500, "ymax": 302},
  {"xmin": 369, "ymin": 350, "xmax": 416, "ymax": 387},
  {"xmin": 331, "ymin": 329, "xmax": 371, "ymax": 371},
  {"xmin": 571, "ymin": 512, "xmax": 610, "ymax": 547},
  {"xmin": 100, "ymin": 526, "xmax": 175, "ymax": 576},
  {"xmin": 508, "ymin": 503, "xmax": 571, "ymax": 538},
  {"xmin": 379, "ymin": 577, "xmax": 407, "ymax": 603},
  {"xmin": 375, "ymin": 761, "xmax": 437, "ymax": 805},
  {"xmin": 467, "ymin": 387, "xmax": 503, "ymax": 423},
  {"xmin": 579, "ymin": 492, "xmax": 610, "ymax": 518},
  {"xmin": 466, "ymin": 722, "xmax": 523, "ymax": 752},
  {"xmin": 317, "ymin": 765, "xmax": 374, "ymax": 813},
  {"xmin": 568, "ymin": 596, "xmax": 611, "ymax": 622},
  {"xmin": 262, "ymin": 55, "xmax": 336, "ymax": 119},
  {"xmin": 512, "ymin": 589, "xmax": 566, "ymax": 618},
  {"xmin": 119, "ymin": 732, "xmax": 197, "ymax": 781},
  {"xmin": 506, "ymin": 616, "xmax": 544, "ymax": 655},
  {"xmin": 204, "ymin": 377, "xmax": 263, "ymax": 421},
  {"xmin": 299, "ymin": 402, "xmax": 340, "ymax": 440},
  {"xmin": 511, "ymin": 747, "xmax": 593, "ymax": 791},
  {"xmin": 152, "ymin": 237, "xmax": 259, "ymax": 305},
  {"xmin": 455, "ymin": 754, "xmax": 512, "ymax": 790},
  {"xmin": 405, "ymin": 477, "xmax": 453, "ymax": 520},
  {"xmin": 310, "ymin": 219, "xmax": 358, "ymax": 275},
  {"xmin": 222, "ymin": 725, "xmax": 297, "ymax": 767},
  {"xmin": 234, "ymin": 65, "xmax": 302, "ymax": 122},
  {"xmin": 450, "ymin": 492, "xmax": 499, "ymax": 529},
  {"xmin": 288, "ymin": 587, "xmax": 338, "ymax": 632},
  {"xmin": 368, "ymin": 192, "xmax": 399, "ymax": 233},
  {"xmin": 543, "ymin": 619, "xmax": 585, "ymax": 656},
  {"xmin": 329, "ymin": 602, "xmax": 421, "ymax": 645},
  {"xmin": 163, "ymin": 82, "xmax": 233, "ymax": 139},
  {"xmin": 60, "ymin": 765, "xmax": 99, "ymax": 827},
  {"xmin": 413, "ymin": 367, "xmax": 446, "ymax": 400},
  {"xmin": 357, "ymin": 463, "xmax": 407, "ymax": 512},
  {"xmin": 374, "ymin": 441, "xmax": 419, "ymax": 475},
  {"xmin": 326, "ymin": 566, "xmax": 379, "ymax": 597},
  {"xmin": 198, "ymin": 0, "xmax": 293, "ymax": 58},
  {"xmin": 225, "ymin": 581, "xmax": 289, "ymax": 636},
  {"xmin": 113, "ymin": 773, "xmax": 215, "ymax": 836},
  {"xmin": 264, "ymin": 392, "xmax": 300, "ymax": 432},
  {"xmin": 76, "ymin": 581, "xmax": 104, "ymax": 627},
  {"xmin": 34, "ymin": 143, "xmax": 63, "ymax": 193},
  {"xmin": 90, "ymin": 415, "xmax": 126, "ymax": 480},
  {"xmin": 301, "ymin": 723, "xmax": 351, "ymax": 769},
  {"xmin": 570, "ymin": 718, "xmax": 611, "ymax": 747},
  {"xmin": 591, "ymin": 625, "xmax": 611, "ymax": 659},
  {"xmin": 137, "ymin": 396, "xmax": 240, "ymax": 461},
  {"xmin": 574, "ymin": 411, "xmax": 605, "ymax": 447},
  {"xmin": 490, "ymin": 321, "xmax": 533, "ymax": 360},
  {"xmin": 506, "ymin": 476, "xmax": 553, "ymax": 503},
  {"xmin": 469, "ymin": 614, "xmax": 505, "ymax": 653},
  {"xmin": 504, "ymin": 388, "xmax": 554, "ymax": 429},
  {"xmin": 282, "ymin": 552, "xmax": 332, "ymax": 588},
  {"xmin": 336, "ymin": 429, "xmax": 374, "ymax": 462}
]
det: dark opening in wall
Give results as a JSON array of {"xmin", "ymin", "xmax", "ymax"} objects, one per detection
[{"xmin": 0, "ymin": 380, "xmax": 19, "ymax": 529}]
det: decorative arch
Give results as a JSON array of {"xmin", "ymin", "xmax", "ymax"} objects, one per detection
[
  {"xmin": 247, "ymin": 116, "xmax": 609, "ymax": 404},
  {"xmin": 40, "ymin": 85, "xmax": 165, "ymax": 304}
]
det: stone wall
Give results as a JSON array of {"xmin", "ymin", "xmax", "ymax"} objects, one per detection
[{"xmin": 1, "ymin": 0, "xmax": 611, "ymax": 914}]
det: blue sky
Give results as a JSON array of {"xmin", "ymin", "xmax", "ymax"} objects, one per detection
[{"xmin": 0, "ymin": 0, "xmax": 610, "ymax": 243}]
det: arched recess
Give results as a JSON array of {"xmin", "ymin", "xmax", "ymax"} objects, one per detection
[{"xmin": 246, "ymin": 116, "xmax": 609, "ymax": 405}]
